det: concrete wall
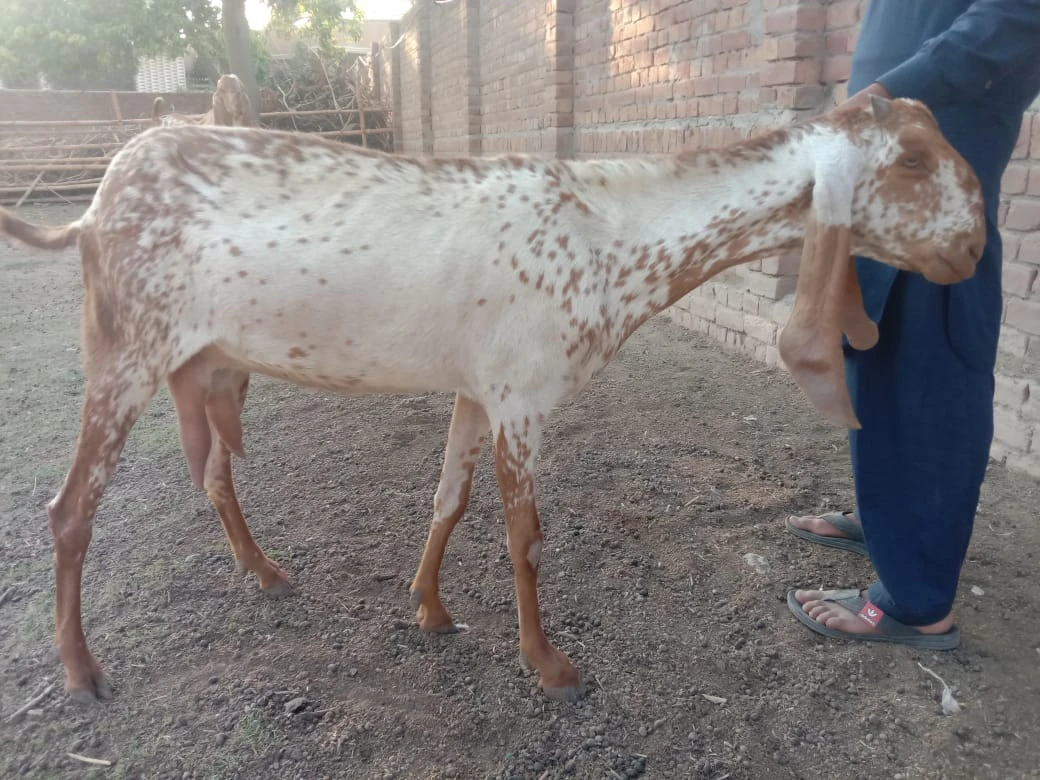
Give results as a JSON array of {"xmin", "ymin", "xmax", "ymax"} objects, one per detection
[
  {"xmin": 0, "ymin": 89, "xmax": 211, "ymax": 122},
  {"xmin": 386, "ymin": 0, "xmax": 1040, "ymax": 477}
]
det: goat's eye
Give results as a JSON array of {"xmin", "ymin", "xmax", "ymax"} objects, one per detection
[{"xmin": 902, "ymin": 156, "xmax": 921, "ymax": 169}]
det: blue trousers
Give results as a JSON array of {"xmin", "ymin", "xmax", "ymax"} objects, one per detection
[
  {"xmin": 845, "ymin": 136, "xmax": 1008, "ymax": 627},
  {"xmin": 847, "ymin": 264, "xmax": 997, "ymax": 626}
]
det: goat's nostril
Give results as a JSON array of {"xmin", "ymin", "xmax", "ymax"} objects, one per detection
[{"xmin": 969, "ymin": 243, "xmax": 983, "ymax": 261}]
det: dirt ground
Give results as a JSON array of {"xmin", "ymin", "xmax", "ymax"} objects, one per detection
[{"xmin": 1, "ymin": 203, "xmax": 1039, "ymax": 780}]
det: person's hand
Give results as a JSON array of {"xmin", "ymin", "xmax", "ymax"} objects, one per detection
[{"xmin": 842, "ymin": 82, "xmax": 892, "ymax": 110}]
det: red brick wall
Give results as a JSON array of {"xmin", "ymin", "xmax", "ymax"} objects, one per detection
[
  {"xmin": 478, "ymin": 1, "xmax": 548, "ymax": 153},
  {"xmin": 389, "ymin": 0, "xmax": 1040, "ymax": 477},
  {"xmin": 393, "ymin": 22, "xmax": 423, "ymax": 153},
  {"xmin": 429, "ymin": 0, "xmax": 470, "ymax": 154}
]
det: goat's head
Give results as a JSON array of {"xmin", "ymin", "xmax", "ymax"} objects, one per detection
[
  {"xmin": 213, "ymin": 74, "xmax": 254, "ymax": 126},
  {"xmin": 779, "ymin": 96, "xmax": 986, "ymax": 429}
]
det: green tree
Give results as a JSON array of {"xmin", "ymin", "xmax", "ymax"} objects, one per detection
[
  {"xmin": 224, "ymin": 0, "xmax": 361, "ymax": 118},
  {"xmin": 0, "ymin": 0, "xmax": 221, "ymax": 90},
  {"xmin": 0, "ymin": 0, "xmax": 360, "ymax": 97}
]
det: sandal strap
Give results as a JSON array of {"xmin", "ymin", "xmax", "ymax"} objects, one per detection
[
  {"xmin": 822, "ymin": 591, "xmax": 923, "ymax": 638},
  {"xmin": 821, "ymin": 512, "xmax": 864, "ymax": 542}
]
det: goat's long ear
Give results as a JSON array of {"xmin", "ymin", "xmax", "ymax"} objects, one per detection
[
  {"xmin": 777, "ymin": 154, "xmax": 878, "ymax": 429},
  {"xmin": 212, "ymin": 92, "xmax": 233, "ymax": 126}
]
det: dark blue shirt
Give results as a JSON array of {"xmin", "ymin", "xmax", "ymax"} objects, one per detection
[
  {"xmin": 846, "ymin": 0, "xmax": 1040, "ymax": 368},
  {"xmin": 852, "ymin": 0, "xmax": 1040, "ymax": 120}
]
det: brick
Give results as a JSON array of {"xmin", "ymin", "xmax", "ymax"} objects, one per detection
[
  {"xmin": 1013, "ymin": 121, "xmax": 1031, "ymax": 159},
  {"xmin": 1002, "ymin": 163, "xmax": 1029, "ymax": 195},
  {"xmin": 1002, "ymin": 231, "xmax": 1022, "ymax": 261},
  {"xmin": 694, "ymin": 75, "xmax": 719, "ymax": 96},
  {"xmin": 718, "ymin": 72, "xmax": 746, "ymax": 92},
  {"xmin": 1006, "ymin": 451, "xmax": 1040, "ymax": 480},
  {"xmin": 761, "ymin": 58, "xmax": 819, "ymax": 87},
  {"xmin": 746, "ymin": 273, "xmax": 799, "ymax": 300},
  {"xmin": 688, "ymin": 294, "xmax": 717, "ymax": 322},
  {"xmin": 993, "ymin": 409, "xmax": 1032, "ymax": 451},
  {"xmin": 728, "ymin": 329, "xmax": 747, "ymax": 350},
  {"xmin": 716, "ymin": 303, "xmax": 746, "ymax": 332},
  {"xmin": 999, "ymin": 325, "xmax": 1029, "ymax": 357},
  {"xmin": 760, "ymin": 252, "xmax": 802, "ymax": 276},
  {"xmin": 744, "ymin": 314, "xmax": 779, "ymax": 345},
  {"xmin": 1005, "ymin": 199, "xmax": 1040, "ymax": 231},
  {"xmin": 1006, "ymin": 298, "xmax": 1040, "ymax": 335},
  {"xmin": 726, "ymin": 287, "xmax": 745, "ymax": 310},
  {"xmin": 994, "ymin": 374, "xmax": 1031, "ymax": 408},
  {"xmin": 1023, "ymin": 385, "xmax": 1040, "ymax": 421},
  {"xmin": 741, "ymin": 294, "xmax": 761, "ymax": 315},
  {"xmin": 826, "ymin": 31, "xmax": 851, "ymax": 56},
  {"xmin": 826, "ymin": 0, "xmax": 861, "ymax": 29},
  {"xmin": 764, "ymin": 6, "xmax": 826, "ymax": 34},
  {"xmin": 1003, "ymin": 262, "xmax": 1037, "ymax": 298},
  {"xmin": 823, "ymin": 55, "xmax": 852, "ymax": 83},
  {"xmin": 1028, "ymin": 167, "xmax": 1040, "ymax": 196},
  {"xmin": 775, "ymin": 84, "xmax": 826, "ymax": 109},
  {"xmin": 1020, "ymin": 232, "xmax": 1040, "ymax": 265},
  {"xmin": 764, "ymin": 296, "xmax": 792, "ymax": 324},
  {"xmin": 777, "ymin": 33, "xmax": 823, "ymax": 59}
]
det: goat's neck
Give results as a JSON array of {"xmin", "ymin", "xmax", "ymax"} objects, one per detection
[{"xmin": 585, "ymin": 127, "xmax": 824, "ymax": 318}]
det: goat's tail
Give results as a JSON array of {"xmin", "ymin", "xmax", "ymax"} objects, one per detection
[{"xmin": 0, "ymin": 208, "xmax": 81, "ymax": 250}]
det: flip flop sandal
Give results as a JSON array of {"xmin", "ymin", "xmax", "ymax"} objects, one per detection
[
  {"xmin": 787, "ymin": 589, "xmax": 960, "ymax": 650},
  {"xmin": 785, "ymin": 511, "xmax": 868, "ymax": 557}
]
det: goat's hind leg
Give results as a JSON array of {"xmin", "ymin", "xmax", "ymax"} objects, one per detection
[
  {"xmin": 49, "ymin": 363, "xmax": 161, "ymax": 702},
  {"xmin": 410, "ymin": 393, "xmax": 489, "ymax": 632},
  {"xmin": 204, "ymin": 372, "xmax": 290, "ymax": 594},
  {"xmin": 169, "ymin": 360, "xmax": 288, "ymax": 594}
]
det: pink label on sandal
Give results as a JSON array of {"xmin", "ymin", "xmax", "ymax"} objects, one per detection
[{"xmin": 858, "ymin": 601, "xmax": 884, "ymax": 628}]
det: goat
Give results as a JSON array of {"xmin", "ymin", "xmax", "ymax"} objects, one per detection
[
  {"xmin": 151, "ymin": 74, "xmax": 256, "ymax": 127},
  {"xmin": 0, "ymin": 95, "xmax": 985, "ymax": 704}
]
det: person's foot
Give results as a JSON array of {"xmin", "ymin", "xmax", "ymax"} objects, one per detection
[
  {"xmin": 792, "ymin": 589, "xmax": 956, "ymax": 637},
  {"xmin": 787, "ymin": 511, "xmax": 860, "ymax": 539},
  {"xmin": 785, "ymin": 511, "xmax": 868, "ymax": 557}
]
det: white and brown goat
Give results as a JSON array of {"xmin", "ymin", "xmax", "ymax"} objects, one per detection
[
  {"xmin": 0, "ymin": 96, "xmax": 984, "ymax": 703},
  {"xmin": 151, "ymin": 73, "xmax": 256, "ymax": 128}
]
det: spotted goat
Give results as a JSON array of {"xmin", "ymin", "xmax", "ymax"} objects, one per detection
[
  {"xmin": 151, "ymin": 73, "xmax": 256, "ymax": 128},
  {"xmin": 0, "ymin": 95, "xmax": 985, "ymax": 703}
]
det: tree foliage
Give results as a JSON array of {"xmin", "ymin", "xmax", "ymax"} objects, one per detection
[
  {"xmin": 267, "ymin": 0, "xmax": 363, "ymax": 55},
  {"xmin": 0, "ymin": 0, "xmax": 361, "ymax": 91}
]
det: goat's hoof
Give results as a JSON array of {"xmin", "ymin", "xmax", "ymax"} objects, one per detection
[
  {"xmin": 261, "ymin": 578, "xmax": 293, "ymax": 598},
  {"xmin": 521, "ymin": 646, "xmax": 583, "ymax": 701},
  {"xmin": 416, "ymin": 607, "xmax": 463, "ymax": 634},
  {"xmin": 408, "ymin": 588, "xmax": 423, "ymax": 611},
  {"xmin": 410, "ymin": 588, "xmax": 463, "ymax": 633},
  {"xmin": 414, "ymin": 603, "xmax": 463, "ymax": 634},
  {"xmin": 432, "ymin": 621, "xmax": 467, "ymax": 634},
  {"xmin": 541, "ymin": 680, "xmax": 585, "ymax": 703},
  {"xmin": 67, "ymin": 670, "xmax": 113, "ymax": 704}
]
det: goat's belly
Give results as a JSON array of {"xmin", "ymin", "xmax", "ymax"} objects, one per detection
[{"xmin": 217, "ymin": 334, "xmax": 462, "ymax": 396}]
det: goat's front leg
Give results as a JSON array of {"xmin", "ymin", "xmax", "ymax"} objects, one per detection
[
  {"xmin": 410, "ymin": 393, "xmax": 489, "ymax": 632},
  {"xmin": 492, "ymin": 417, "xmax": 582, "ymax": 701}
]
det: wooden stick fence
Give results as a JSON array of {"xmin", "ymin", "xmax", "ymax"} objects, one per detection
[{"xmin": 0, "ymin": 107, "xmax": 392, "ymax": 205}]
